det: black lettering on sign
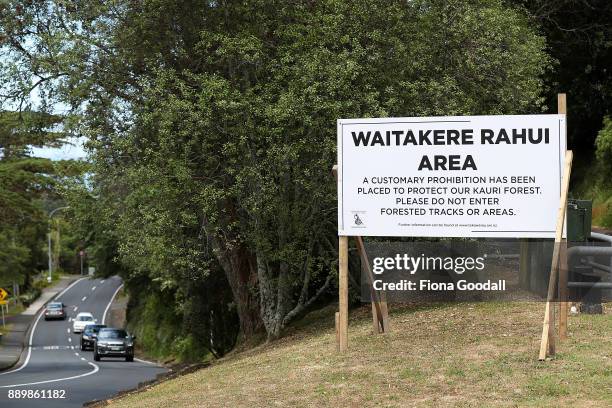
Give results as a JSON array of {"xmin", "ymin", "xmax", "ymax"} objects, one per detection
[{"xmin": 418, "ymin": 155, "xmax": 477, "ymax": 171}]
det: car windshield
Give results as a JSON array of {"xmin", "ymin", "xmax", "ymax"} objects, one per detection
[
  {"xmin": 47, "ymin": 304, "xmax": 62, "ymax": 309},
  {"xmin": 78, "ymin": 315, "xmax": 94, "ymax": 321},
  {"xmin": 84, "ymin": 325, "xmax": 105, "ymax": 334},
  {"xmin": 98, "ymin": 329, "xmax": 128, "ymax": 339}
]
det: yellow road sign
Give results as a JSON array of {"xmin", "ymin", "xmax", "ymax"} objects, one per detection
[
  {"xmin": 0, "ymin": 300, "xmax": 7, "ymax": 305},
  {"xmin": 0, "ymin": 288, "xmax": 7, "ymax": 301}
]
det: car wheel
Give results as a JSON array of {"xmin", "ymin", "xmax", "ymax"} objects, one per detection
[
  {"xmin": 93, "ymin": 349, "xmax": 100, "ymax": 361},
  {"xmin": 126, "ymin": 355, "xmax": 133, "ymax": 362},
  {"xmin": 80, "ymin": 341, "xmax": 85, "ymax": 351}
]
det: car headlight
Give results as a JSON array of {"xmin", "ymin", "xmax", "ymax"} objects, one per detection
[
  {"xmin": 126, "ymin": 342, "xmax": 133, "ymax": 347},
  {"xmin": 97, "ymin": 342, "xmax": 108, "ymax": 347},
  {"xmin": 82, "ymin": 335, "xmax": 90, "ymax": 340}
]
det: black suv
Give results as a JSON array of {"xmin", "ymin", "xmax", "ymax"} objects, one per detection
[
  {"xmin": 93, "ymin": 328, "xmax": 136, "ymax": 362},
  {"xmin": 80, "ymin": 324, "xmax": 106, "ymax": 351}
]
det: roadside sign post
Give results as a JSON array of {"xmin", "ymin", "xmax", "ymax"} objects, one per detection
[
  {"xmin": 335, "ymin": 95, "xmax": 570, "ymax": 360},
  {"xmin": 0, "ymin": 288, "xmax": 8, "ymax": 328},
  {"xmin": 333, "ymin": 165, "xmax": 389, "ymax": 341},
  {"xmin": 557, "ymin": 94, "xmax": 570, "ymax": 343}
]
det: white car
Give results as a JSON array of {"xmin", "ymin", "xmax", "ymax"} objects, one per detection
[{"xmin": 73, "ymin": 312, "xmax": 96, "ymax": 333}]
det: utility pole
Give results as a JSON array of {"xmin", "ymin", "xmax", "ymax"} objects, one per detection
[
  {"xmin": 80, "ymin": 250, "xmax": 84, "ymax": 275},
  {"xmin": 48, "ymin": 206, "xmax": 69, "ymax": 283},
  {"xmin": 47, "ymin": 232, "xmax": 52, "ymax": 283}
]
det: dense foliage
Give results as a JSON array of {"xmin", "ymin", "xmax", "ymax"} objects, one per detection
[
  {"xmin": 0, "ymin": 109, "xmax": 82, "ymax": 287},
  {"xmin": 596, "ymin": 117, "xmax": 612, "ymax": 174},
  {"xmin": 1, "ymin": 0, "xmax": 552, "ymax": 357},
  {"xmin": 513, "ymin": 0, "xmax": 612, "ymax": 152}
]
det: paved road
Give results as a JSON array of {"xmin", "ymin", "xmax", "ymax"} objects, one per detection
[{"xmin": 0, "ymin": 276, "xmax": 167, "ymax": 407}]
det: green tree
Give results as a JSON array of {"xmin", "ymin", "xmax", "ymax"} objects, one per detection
[
  {"xmin": 0, "ymin": 109, "xmax": 78, "ymax": 286},
  {"xmin": 512, "ymin": 0, "xmax": 612, "ymax": 152},
  {"xmin": 0, "ymin": 0, "xmax": 552, "ymax": 345}
]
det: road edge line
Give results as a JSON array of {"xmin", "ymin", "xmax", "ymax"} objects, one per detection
[
  {"xmin": 0, "ymin": 362, "xmax": 99, "ymax": 388},
  {"xmin": 0, "ymin": 277, "xmax": 87, "ymax": 376},
  {"xmin": 134, "ymin": 357, "xmax": 159, "ymax": 366},
  {"xmin": 102, "ymin": 283, "xmax": 124, "ymax": 325}
]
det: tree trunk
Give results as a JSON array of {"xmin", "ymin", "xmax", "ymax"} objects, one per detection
[
  {"xmin": 202, "ymin": 210, "xmax": 263, "ymax": 340},
  {"xmin": 217, "ymin": 242, "xmax": 263, "ymax": 339},
  {"xmin": 257, "ymin": 254, "xmax": 278, "ymax": 337}
]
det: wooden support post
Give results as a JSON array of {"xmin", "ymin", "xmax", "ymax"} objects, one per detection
[
  {"xmin": 557, "ymin": 93, "xmax": 569, "ymax": 342},
  {"xmin": 558, "ymin": 93, "xmax": 567, "ymax": 117},
  {"xmin": 378, "ymin": 286, "xmax": 390, "ymax": 333},
  {"xmin": 333, "ymin": 164, "xmax": 388, "ymax": 340},
  {"xmin": 548, "ymin": 294, "xmax": 556, "ymax": 356},
  {"xmin": 357, "ymin": 242, "xmax": 382, "ymax": 334},
  {"xmin": 338, "ymin": 235, "xmax": 349, "ymax": 352},
  {"xmin": 335, "ymin": 311, "xmax": 340, "ymax": 352},
  {"xmin": 539, "ymin": 150, "xmax": 573, "ymax": 360},
  {"xmin": 559, "ymin": 241, "xmax": 568, "ymax": 340},
  {"xmin": 355, "ymin": 236, "xmax": 389, "ymax": 334}
]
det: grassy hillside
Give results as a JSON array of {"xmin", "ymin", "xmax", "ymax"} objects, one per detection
[{"xmin": 110, "ymin": 301, "xmax": 611, "ymax": 407}]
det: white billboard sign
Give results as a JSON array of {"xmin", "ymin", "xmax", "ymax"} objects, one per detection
[{"xmin": 337, "ymin": 115, "xmax": 566, "ymax": 238}]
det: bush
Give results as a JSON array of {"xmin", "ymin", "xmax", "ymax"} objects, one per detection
[
  {"xmin": 595, "ymin": 116, "xmax": 612, "ymax": 176},
  {"xmin": 20, "ymin": 287, "xmax": 41, "ymax": 307},
  {"xmin": 126, "ymin": 283, "xmax": 213, "ymax": 363}
]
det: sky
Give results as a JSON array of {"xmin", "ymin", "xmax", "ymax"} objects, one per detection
[
  {"xmin": 24, "ymin": 84, "xmax": 89, "ymax": 160},
  {"xmin": 31, "ymin": 136, "xmax": 88, "ymax": 161}
]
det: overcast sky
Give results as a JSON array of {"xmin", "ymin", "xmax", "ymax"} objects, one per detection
[{"xmin": 31, "ymin": 136, "xmax": 88, "ymax": 161}]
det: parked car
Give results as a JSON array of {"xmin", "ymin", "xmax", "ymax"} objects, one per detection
[
  {"xmin": 93, "ymin": 328, "xmax": 135, "ymax": 362},
  {"xmin": 80, "ymin": 324, "xmax": 107, "ymax": 351},
  {"xmin": 72, "ymin": 312, "xmax": 96, "ymax": 333},
  {"xmin": 44, "ymin": 302, "xmax": 66, "ymax": 321}
]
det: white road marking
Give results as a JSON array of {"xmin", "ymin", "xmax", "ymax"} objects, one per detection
[
  {"xmin": 34, "ymin": 346, "xmax": 71, "ymax": 351},
  {"xmin": 74, "ymin": 352, "xmax": 79, "ymax": 356},
  {"xmin": 134, "ymin": 357, "xmax": 161, "ymax": 366},
  {"xmin": 102, "ymin": 284, "xmax": 124, "ymax": 325},
  {"xmin": 71, "ymin": 346, "xmax": 74, "ymax": 350},
  {"xmin": 69, "ymin": 317, "xmax": 73, "ymax": 322},
  {"xmin": 73, "ymin": 306, "xmax": 78, "ymax": 312},
  {"xmin": 67, "ymin": 328, "xmax": 70, "ymax": 333},
  {"xmin": 56, "ymin": 278, "xmax": 87, "ymax": 300},
  {"xmin": 0, "ymin": 277, "xmax": 87, "ymax": 377},
  {"xmin": 81, "ymin": 296, "xmax": 87, "ymax": 302},
  {"xmin": 92, "ymin": 286, "xmax": 96, "ymax": 291},
  {"xmin": 0, "ymin": 362, "xmax": 99, "ymax": 388},
  {"xmin": 80, "ymin": 357, "xmax": 86, "ymax": 361},
  {"xmin": 68, "ymin": 338, "xmax": 72, "ymax": 343}
]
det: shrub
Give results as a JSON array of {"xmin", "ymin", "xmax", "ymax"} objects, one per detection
[{"xmin": 595, "ymin": 116, "xmax": 612, "ymax": 176}]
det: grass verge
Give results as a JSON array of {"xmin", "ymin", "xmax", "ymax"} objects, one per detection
[{"xmin": 110, "ymin": 301, "xmax": 611, "ymax": 408}]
